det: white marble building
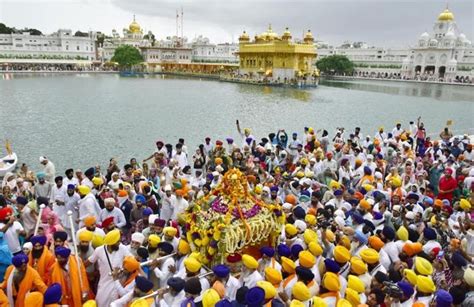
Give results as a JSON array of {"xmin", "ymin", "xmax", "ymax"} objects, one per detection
[{"xmin": 191, "ymin": 35, "xmax": 239, "ymax": 63}]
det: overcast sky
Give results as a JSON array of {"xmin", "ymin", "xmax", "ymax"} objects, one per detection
[{"xmin": 0, "ymin": 0, "xmax": 473, "ymax": 47}]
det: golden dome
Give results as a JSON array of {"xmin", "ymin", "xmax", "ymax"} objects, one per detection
[
  {"xmin": 129, "ymin": 15, "xmax": 142, "ymax": 34},
  {"xmin": 261, "ymin": 24, "xmax": 279, "ymax": 41},
  {"xmin": 438, "ymin": 8, "xmax": 454, "ymax": 21},
  {"xmin": 282, "ymin": 27, "xmax": 292, "ymax": 40},
  {"xmin": 239, "ymin": 30, "xmax": 250, "ymax": 42},
  {"xmin": 304, "ymin": 30, "xmax": 314, "ymax": 43}
]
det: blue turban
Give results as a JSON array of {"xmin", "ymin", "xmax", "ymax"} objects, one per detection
[
  {"xmin": 67, "ymin": 184, "xmax": 75, "ymax": 190},
  {"xmin": 270, "ymin": 186, "xmax": 279, "ymax": 193},
  {"xmin": 12, "ymin": 253, "xmax": 28, "ymax": 268},
  {"xmin": 324, "ymin": 258, "xmax": 340, "ymax": 273},
  {"xmin": 423, "ymin": 197, "xmax": 433, "ymax": 205},
  {"xmin": 245, "ymin": 137, "xmax": 253, "ymax": 145},
  {"xmin": 260, "ymin": 246, "xmax": 275, "ymax": 257},
  {"xmin": 382, "ymin": 226, "xmax": 395, "ymax": 241},
  {"xmin": 84, "ymin": 167, "xmax": 95, "ymax": 177},
  {"xmin": 334, "ymin": 189, "xmax": 343, "ymax": 196},
  {"xmin": 407, "ymin": 193, "xmax": 419, "ymax": 201},
  {"xmin": 277, "ymin": 244, "xmax": 291, "ymax": 258},
  {"xmin": 423, "ymin": 227, "xmax": 437, "ymax": 241},
  {"xmin": 157, "ymin": 242, "xmax": 174, "ymax": 255},
  {"xmin": 36, "ymin": 172, "xmax": 46, "ymax": 179},
  {"xmin": 293, "ymin": 206, "xmax": 306, "ymax": 219},
  {"xmin": 291, "ymin": 244, "xmax": 304, "ymax": 258},
  {"xmin": 226, "ymin": 138, "xmax": 234, "ymax": 144},
  {"xmin": 16, "ymin": 196, "xmax": 28, "ymax": 206},
  {"xmin": 246, "ymin": 287, "xmax": 265, "ymax": 306},
  {"xmin": 300, "ymin": 190, "xmax": 310, "ymax": 197},
  {"xmin": 373, "ymin": 211, "xmax": 383, "ymax": 221},
  {"xmin": 360, "ymin": 187, "xmax": 367, "ymax": 195},
  {"xmin": 295, "ymin": 266, "xmax": 314, "ymax": 282},
  {"xmin": 44, "ymin": 283, "xmax": 62, "ymax": 304},
  {"xmin": 216, "ymin": 299, "xmax": 232, "ymax": 307},
  {"xmin": 206, "ymin": 173, "xmax": 214, "ymax": 180},
  {"xmin": 135, "ymin": 194, "xmax": 146, "ymax": 204},
  {"xmin": 397, "ymin": 281, "xmax": 414, "ymax": 298},
  {"xmin": 55, "ymin": 247, "xmax": 71, "ymax": 258},
  {"xmin": 363, "ymin": 166, "xmax": 372, "ymax": 175},
  {"xmin": 451, "ymin": 252, "xmax": 468, "ymax": 267},
  {"xmin": 363, "ymin": 219, "xmax": 375, "ymax": 231},
  {"xmin": 352, "ymin": 212, "xmax": 364, "ymax": 225},
  {"xmin": 213, "ymin": 264, "xmax": 230, "ymax": 278},
  {"xmin": 31, "ymin": 235, "xmax": 47, "ymax": 246},
  {"xmin": 135, "ymin": 276, "xmax": 154, "ymax": 292},
  {"xmin": 435, "ymin": 289, "xmax": 453, "ymax": 307},
  {"xmin": 53, "ymin": 231, "xmax": 68, "ymax": 242},
  {"xmin": 143, "ymin": 207, "xmax": 153, "ymax": 216},
  {"xmin": 167, "ymin": 277, "xmax": 185, "ymax": 292},
  {"xmin": 36, "ymin": 197, "xmax": 49, "ymax": 206},
  {"xmin": 354, "ymin": 230, "xmax": 368, "ymax": 245}
]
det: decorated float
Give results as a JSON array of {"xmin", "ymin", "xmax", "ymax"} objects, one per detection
[{"xmin": 182, "ymin": 168, "xmax": 285, "ymax": 265}]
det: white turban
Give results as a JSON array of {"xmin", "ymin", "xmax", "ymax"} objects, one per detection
[
  {"xmin": 294, "ymin": 220, "xmax": 307, "ymax": 232},
  {"xmin": 131, "ymin": 232, "xmax": 145, "ymax": 245}
]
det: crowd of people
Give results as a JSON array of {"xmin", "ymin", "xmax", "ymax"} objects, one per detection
[{"xmin": 0, "ymin": 118, "xmax": 473, "ymax": 307}]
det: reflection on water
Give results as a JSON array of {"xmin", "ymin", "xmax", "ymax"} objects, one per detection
[
  {"xmin": 320, "ymin": 79, "xmax": 474, "ymax": 102},
  {"xmin": 236, "ymin": 83, "xmax": 312, "ymax": 102}
]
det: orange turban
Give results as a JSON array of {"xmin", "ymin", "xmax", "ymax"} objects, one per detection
[
  {"xmin": 368, "ymin": 236, "xmax": 385, "ymax": 251},
  {"xmin": 123, "ymin": 256, "xmax": 140, "ymax": 272},
  {"xmin": 83, "ymin": 216, "xmax": 96, "ymax": 227},
  {"xmin": 285, "ymin": 194, "xmax": 297, "ymax": 206},
  {"xmin": 402, "ymin": 242, "xmax": 422, "ymax": 257}
]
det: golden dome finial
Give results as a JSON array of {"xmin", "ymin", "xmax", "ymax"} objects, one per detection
[
  {"xmin": 282, "ymin": 27, "xmax": 292, "ymax": 40},
  {"xmin": 129, "ymin": 15, "xmax": 142, "ymax": 34},
  {"xmin": 239, "ymin": 30, "xmax": 250, "ymax": 42},
  {"xmin": 438, "ymin": 6, "xmax": 454, "ymax": 21},
  {"xmin": 304, "ymin": 29, "xmax": 314, "ymax": 43}
]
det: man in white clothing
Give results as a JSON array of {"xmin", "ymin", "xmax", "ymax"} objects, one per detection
[
  {"xmin": 99, "ymin": 198, "xmax": 127, "ymax": 229},
  {"xmin": 172, "ymin": 143, "xmax": 188, "ymax": 169},
  {"xmin": 159, "ymin": 185, "xmax": 176, "ymax": 222},
  {"xmin": 159, "ymin": 277, "xmax": 186, "ymax": 307},
  {"xmin": 39, "ymin": 156, "xmax": 56, "ymax": 183},
  {"xmin": 78, "ymin": 185, "xmax": 102, "ymax": 227},
  {"xmin": 239, "ymin": 254, "xmax": 263, "ymax": 289},
  {"xmin": 150, "ymin": 242, "xmax": 176, "ymax": 288},
  {"xmin": 110, "ymin": 276, "xmax": 156, "ymax": 307},
  {"xmin": 51, "ymin": 176, "xmax": 67, "ymax": 226},
  {"xmin": 213, "ymin": 264, "xmax": 240, "ymax": 301}
]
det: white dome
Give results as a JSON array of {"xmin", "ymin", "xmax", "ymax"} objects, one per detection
[
  {"xmin": 445, "ymin": 31, "xmax": 455, "ymax": 40},
  {"xmin": 419, "ymin": 32, "xmax": 430, "ymax": 40},
  {"xmin": 429, "ymin": 38, "xmax": 438, "ymax": 44},
  {"xmin": 459, "ymin": 33, "xmax": 466, "ymax": 40}
]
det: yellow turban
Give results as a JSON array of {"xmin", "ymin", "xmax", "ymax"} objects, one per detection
[
  {"xmin": 292, "ymin": 282, "xmax": 311, "ymax": 301},
  {"xmin": 178, "ymin": 239, "xmax": 191, "ymax": 255},
  {"xmin": 290, "ymin": 300, "xmax": 305, "ymax": 307},
  {"xmin": 303, "ymin": 229, "xmax": 317, "ymax": 244},
  {"xmin": 339, "ymin": 236, "xmax": 351, "ymax": 250},
  {"xmin": 415, "ymin": 257, "xmax": 433, "ymax": 276},
  {"xmin": 325, "ymin": 229, "xmax": 335, "ymax": 242},
  {"xmin": 123, "ymin": 256, "xmax": 140, "ymax": 273},
  {"xmin": 296, "ymin": 171, "xmax": 305, "ymax": 179},
  {"xmin": 404, "ymin": 269, "xmax": 418, "ymax": 286},
  {"xmin": 336, "ymin": 298, "xmax": 352, "ymax": 307},
  {"xmin": 281, "ymin": 257, "xmax": 296, "ymax": 274},
  {"xmin": 299, "ymin": 251, "xmax": 316, "ymax": 268},
  {"xmin": 334, "ymin": 246, "xmax": 350, "ymax": 263},
  {"xmin": 202, "ymin": 289, "xmax": 220, "ymax": 307},
  {"xmin": 242, "ymin": 254, "xmax": 258, "ymax": 269},
  {"xmin": 347, "ymin": 275, "xmax": 365, "ymax": 293},
  {"xmin": 265, "ymin": 267, "xmax": 283, "ymax": 286},
  {"xmin": 311, "ymin": 297, "xmax": 328, "ymax": 307},
  {"xmin": 323, "ymin": 272, "xmax": 341, "ymax": 292},
  {"xmin": 305, "ymin": 214, "xmax": 316, "ymax": 226},
  {"xmin": 285, "ymin": 224, "xmax": 298, "ymax": 236},
  {"xmin": 78, "ymin": 185, "xmax": 91, "ymax": 196},
  {"xmin": 464, "ymin": 267, "xmax": 474, "ymax": 287},
  {"xmin": 104, "ymin": 229, "xmax": 121, "ymax": 246},
  {"xmin": 83, "ymin": 215, "xmax": 96, "ymax": 227},
  {"xmin": 360, "ymin": 248, "xmax": 379, "ymax": 264},
  {"xmin": 254, "ymin": 185, "xmax": 263, "ymax": 194},
  {"xmin": 460, "ymin": 199, "xmax": 471, "ymax": 210},
  {"xmin": 78, "ymin": 230, "xmax": 93, "ymax": 242},
  {"xmin": 257, "ymin": 280, "xmax": 277, "ymax": 300},
  {"xmin": 184, "ymin": 257, "xmax": 202, "ymax": 273},
  {"xmin": 391, "ymin": 177, "xmax": 402, "ymax": 188},
  {"xmin": 92, "ymin": 177, "xmax": 103, "ymax": 186},
  {"xmin": 368, "ymin": 236, "xmax": 385, "ymax": 251},
  {"xmin": 163, "ymin": 227, "xmax": 177, "ymax": 237},
  {"xmin": 396, "ymin": 226, "xmax": 409, "ymax": 241},
  {"xmin": 345, "ymin": 288, "xmax": 360, "ymax": 306},
  {"xmin": 350, "ymin": 257, "xmax": 368, "ymax": 275},
  {"xmin": 148, "ymin": 234, "xmax": 161, "ymax": 248},
  {"xmin": 329, "ymin": 180, "xmax": 340, "ymax": 189},
  {"xmin": 416, "ymin": 275, "xmax": 435, "ymax": 293},
  {"xmin": 82, "ymin": 300, "xmax": 97, "ymax": 307},
  {"xmin": 308, "ymin": 242, "xmax": 323, "ymax": 257},
  {"xmin": 91, "ymin": 234, "xmax": 104, "ymax": 248},
  {"xmin": 362, "ymin": 184, "xmax": 373, "ymax": 192}
]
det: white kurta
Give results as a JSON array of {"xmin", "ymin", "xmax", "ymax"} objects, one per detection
[{"xmin": 153, "ymin": 257, "xmax": 176, "ymax": 288}]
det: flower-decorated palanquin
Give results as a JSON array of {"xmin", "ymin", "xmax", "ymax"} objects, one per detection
[{"xmin": 182, "ymin": 168, "xmax": 285, "ymax": 265}]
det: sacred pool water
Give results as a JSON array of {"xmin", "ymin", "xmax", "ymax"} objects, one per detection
[{"xmin": 1, "ymin": 73, "xmax": 473, "ymax": 172}]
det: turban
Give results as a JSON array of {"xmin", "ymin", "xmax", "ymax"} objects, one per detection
[
  {"xmin": 135, "ymin": 276, "xmax": 154, "ymax": 293},
  {"xmin": 131, "ymin": 232, "xmax": 145, "ymax": 245},
  {"xmin": 360, "ymin": 248, "xmax": 380, "ymax": 264},
  {"xmin": 404, "ymin": 269, "xmax": 418, "ymax": 286},
  {"xmin": 290, "ymin": 300, "xmax": 305, "ymax": 307},
  {"xmin": 277, "ymin": 244, "xmax": 291, "ymax": 258},
  {"xmin": 294, "ymin": 220, "xmax": 307, "ymax": 232},
  {"xmin": 245, "ymin": 287, "xmax": 265, "ymax": 306},
  {"xmin": 66, "ymin": 184, "xmax": 75, "ymax": 190},
  {"xmin": 215, "ymin": 299, "xmax": 232, "ymax": 307},
  {"xmin": 415, "ymin": 257, "xmax": 433, "ymax": 275},
  {"xmin": 308, "ymin": 242, "xmax": 323, "ymax": 257},
  {"xmin": 53, "ymin": 231, "xmax": 68, "ymax": 242},
  {"xmin": 84, "ymin": 167, "xmax": 95, "ymax": 177},
  {"xmin": 460, "ymin": 198, "xmax": 471, "ymax": 210},
  {"xmin": 242, "ymin": 254, "xmax": 258, "ymax": 269},
  {"xmin": 211, "ymin": 281, "xmax": 225, "ymax": 298},
  {"xmin": 101, "ymin": 216, "xmax": 115, "ymax": 229},
  {"xmin": 148, "ymin": 234, "xmax": 161, "ymax": 247},
  {"xmin": 368, "ymin": 236, "xmax": 385, "ymax": 251},
  {"xmin": 213, "ymin": 265, "xmax": 230, "ymax": 278},
  {"xmin": 292, "ymin": 281, "xmax": 311, "ymax": 301},
  {"xmin": 293, "ymin": 207, "xmax": 306, "ymax": 219},
  {"xmin": 347, "ymin": 275, "xmax": 365, "ymax": 293},
  {"xmin": 323, "ymin": 272, "xmax": 341, "ymax": 292},
  {"xmin": 256, "ymin": 281, "xmax": 277, "ymax": 300},
  {"xmin": 83, "ymin": 215, "xmax": 96, "ymax": 227},
  {"xmin": 163, "ymin": 226, "xmax": 177, "ymax": 237},
  {"xmin": 104, "ymin": 229, "xmax": 121, "ymax": 246},
  {"xmin": 154, "ymin": 219, "xmax": 166, "ymax": 227},
  {"xmin": 178, "ymin": 239, "xmax": 191, "ymax": 255},
  {"xmin": 92, "ymin": 177, "xmax": 103, "ymax": 186},
  {"xmin": 406, "ymin": 193, "xmax": 419, "ymax": 201},
  {"xmin": 363, "ymin": 219, "xmax": 375, "ymax": 232},
  {"xmin": 382, "ymin": 226, "xmax": 395, "ymax": 241},
  {"xmin": 452, "ymin": 251, "xmax": 468, "ymax": 267},
  {"xmin": 226, "ymin": 253, "xmax": 241, "ymax": 263},
  {"xmin": 305, "ymin": 214, "xmax": 316, "ymax": 226},
  {"xmin": 142, "ymin": 208, "xmax": 152, "ymax": 216},
  {"xmin": 345, "ymin": 288, "xmax": 360, "ymax": 306},
  {"xmin": 16, "ymin": 196, "xmax": 28, "ymax": 206},
  {"xmin": 0, "ymin": 207, "xmax": 12, "ymax": 221},
  {"xmin": 291, "ymin": 245, "xmax": 304, "ymax": 258},
  {"xmin": 281, "ymin": 257, "xmax": 296, "ymax": 274},
  {"xmin": 31, "ymin": 235, "xmax": 47, "ymax": 246},
  {"xmin": 334, "ymin": 245, "xmax": 351, "ymax": 263},
  {"xmin": 265, "ymin": 267, "xmax": 283, "ymax": 285},
  {"xmin": 435, "ymin": 289, "xmax": 453, "ymax": 307},
  {"xmin": 185, "ymin": 277, "xmax": 202, "ymax": 295},
  {"xmin": 167, "ymin": 277, "xmax": 185, "ymax": 292},
  {"xmin": 55, "ymin": 247, "xmax": 71, "ymax": 258},
  {"xmin": 44, "ymin": 283, "xmax": 62, "ymax": 304},
  {"xmin": 325, "ymin": 229, "xmax": 336, "ymax": 243},
  {"xmin": 354, "ymin": 230, "xmax": 368, "ymax": 245},
  {"xmin": 78, "ymin": 185, "xmax": 91, "ymax": 196},
  {"xmin": 350, "ymin": 257, "xmax": 368, "ymax": 275},
  {"xmin": 396, "ymin": 226, "xmax": 409, "ymax": 241},
  {"xmin": 12, "ymin": 253, "xmax": 29, "ymax": 268},
  {"xmin": 299, "ymin": 250, "xmax": 315, "ymax": 268},
  {"xmin": 416, "ymin": 275, "xmax": 435, "ymax": 293},
  {"xmin": 464, "ymin": 267, "xmax": 474, "ymax": 287},
  {"xmin": 158, "ymin": 242, "xmax": 174, "ymax": 255},
  {"xmin": 260, "ymin": 246, "xmax": 275, "ymax": 257},
  {"xmin": 352, "ymin": 212, "xmax": 364, "ymax": 225},
  {"xmin": 325, "ymin": 259, "xmax": 340, "ymax": 273},
  {"xmin": 334, "ymin": 189, "xmax": 343, "ymax": 196},
  {"xmin": 403, "ymin": 242, "xmax": 422, "ymax": 257},
  {"xmin": 397, "ymin": 281, "xmax": 414, "ymax": 298},
  {"xmin": 423, "ymin": 227, "xmax": 437, "ymax": 241},
  {"xmin": 184, "ymin": 257, "xmax": 202, "ymax": 273},
  {"xmin": 91, "ymin": 235, "xmax": 104, "ymax": 248},
  {"xmin": 359, "ymin": 199, "xmax": 371, "ymax": 210},
  {"xmin": 295, "ymin": 266, "xmax": 314, "ymax": 283},
  {"xmin": 285, "ymin": 194, "xmax": 297, "ymax": 205},
  {"xmin": 36, "ymin": 171, "xmax": 46, "ymax": 179},
  {"xmin": 123, "ymin": 256, "xmax": 140, "ymax": 272},
  {"xmin": 79, "ymin": 230, "xmax": 93, "ymax": 242},
  {"xmin": 303, "ymin": 229, "xmax": 317, "ymax": 245},
  {"xmin": 23, "ymin": 242, "xmax": 32, "ymax": 252},
  {"xmin": 135, "ymin": 194, "xmax": 146, "ymax": 204}
]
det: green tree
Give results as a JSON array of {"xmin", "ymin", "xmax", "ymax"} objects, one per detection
[
  {"xmin": 111, "ymin": 45, "xmax": 143, "ymax": 70},
  {"xmin": 316, "ymin": 55, "xmax": 354, "ymax": 75},
  {"xmin": 74, "ymin": 31, "xmax": 89, "ymax": 37},
  {"xmin": 143, "ymin": 31, "xmax": 156, "ymax": 46},
  {"xmin": 0, "ymin": 23, "xmax": 13, "ymax": 34}
]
